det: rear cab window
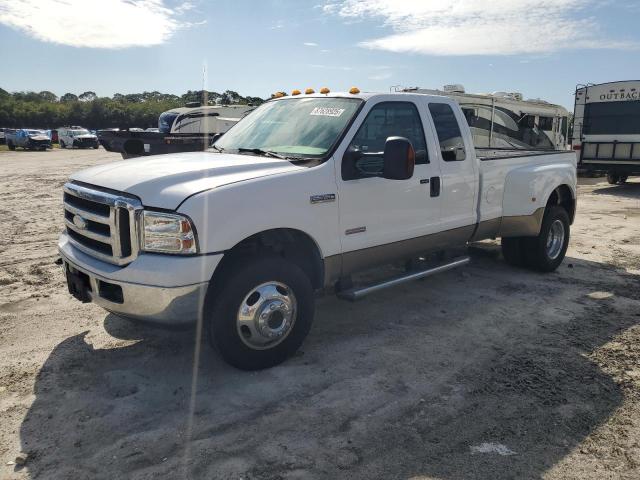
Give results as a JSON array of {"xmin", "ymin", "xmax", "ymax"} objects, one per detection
[{"xmin": 428, "ymin": 103, "xmax": 466, "ymax": 161}]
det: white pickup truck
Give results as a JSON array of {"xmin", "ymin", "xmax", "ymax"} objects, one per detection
[{"xmin": 59, "ymin": 91, "xmax": 577, "ymax": 370}]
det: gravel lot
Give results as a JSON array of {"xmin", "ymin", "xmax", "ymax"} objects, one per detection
[{"xmin": 1, "ymin": 148, "xmax": 639, "ymax": 479}]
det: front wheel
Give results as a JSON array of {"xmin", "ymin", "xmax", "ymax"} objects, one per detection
[
  {"xmin": 607, "ymin": 172, "xmax": 620, "ymax": 185},
  {"xmin": 522, "ymin": 206, "xmax": 570, "ymax": 272},
  {"xmin": 205, "ymin": 257, "xmax": 315, "ymax": 370},
  {"xmin": 7, "ymin": 141, "xmax": 15, "ymax": 150},
  {"xmin": 60, "ymin": 140, "xmax": 66, "ymax": 148}
]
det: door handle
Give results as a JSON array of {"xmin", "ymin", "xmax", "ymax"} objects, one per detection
[
  {"xmin": 430, "ymin": 176, "xmax": 440, "ymax": 197},
  {"xmin": 419, "ymin": 178, "xmax": 429, "ymax": 184}
]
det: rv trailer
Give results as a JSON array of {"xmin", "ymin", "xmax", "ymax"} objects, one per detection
[
  {"xmin": 401, "ymin": 85, "xmax": 570, "ymax": 151},
  {"xmin": 572, "ymin": 81, "xmax": 640, "ymax": 184}
]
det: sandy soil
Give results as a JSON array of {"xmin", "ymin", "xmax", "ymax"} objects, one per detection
[{"xmin": 0, "ymin": 148, "xmax": 639, "ymax": 480}]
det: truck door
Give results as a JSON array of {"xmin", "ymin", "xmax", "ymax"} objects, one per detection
[
  {"xmin": 336, "ymin": 99, "xmax": 442, "ymax": 273},
  {"xmin": 425, "ymin": 102, "xmax": 478, "ymax": 237}
]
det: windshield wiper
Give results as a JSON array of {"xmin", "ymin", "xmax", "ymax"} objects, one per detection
[
  {"xmin": 210, "ymin": 144, "xmax": 225, "ymax": 153},
  {"xmin": 236, "ymin": 147, "xmax": 290, "ymax": 160}
]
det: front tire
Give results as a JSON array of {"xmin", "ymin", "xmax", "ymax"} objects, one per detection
[
  {"xmin": 60, "ymin": 140, "xmax": 66, "ymax": 148},
  {"xmin": 205, "ymin": 257, "xmax": 315, "ymax": 370},
  {"xmin": 8, "ymin": 141, "xmax": 15, "ymax": 150},
  {"xmin": 522, "ymin": 206, "xmax": 570, "ymax": 272}
]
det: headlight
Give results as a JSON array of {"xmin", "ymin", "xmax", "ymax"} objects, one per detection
[{"xmin": 141, "ymin": 211, "xmax": 197, "ymax": 254}]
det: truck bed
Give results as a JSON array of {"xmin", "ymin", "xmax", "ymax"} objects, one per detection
[{"xmin": 476, "ymin": 147, "xmax": 572, "ymax": 161}]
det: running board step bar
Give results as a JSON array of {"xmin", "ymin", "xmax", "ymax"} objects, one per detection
[{"xmin": 337, "ymin": 256, "xmax": 470, "ymax": 302}]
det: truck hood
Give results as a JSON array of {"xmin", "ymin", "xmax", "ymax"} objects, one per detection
[{"xmin": 70, "ymin": 151, "xmax": 304, "ymax": 209}]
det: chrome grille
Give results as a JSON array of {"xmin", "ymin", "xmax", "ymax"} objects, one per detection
[{"xmin": 63, "ymin": 183, "xmax": 142, "ymax": 265}]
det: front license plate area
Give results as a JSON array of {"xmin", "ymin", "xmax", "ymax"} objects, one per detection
[{"xmin": 66, "ymin": 265, "xmax": 92, "ymax": 303}]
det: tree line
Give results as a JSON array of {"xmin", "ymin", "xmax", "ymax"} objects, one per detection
[{"xmin": 0, "ymin": 88, "xmax": 265, "ymax": 129}]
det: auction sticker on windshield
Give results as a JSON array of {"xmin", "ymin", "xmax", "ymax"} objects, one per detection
[{"xmin": 310, "ymin": 107, "xmax": 345, "ymax": 117}]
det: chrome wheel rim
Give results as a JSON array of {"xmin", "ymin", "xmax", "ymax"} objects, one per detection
[
  {"xmin": 546, "ymin": 219, "xmax": 565, "ymax": 260},
  {"xmin": 236, "ymin": 281, "xmax": 297, "ymax": 350}
]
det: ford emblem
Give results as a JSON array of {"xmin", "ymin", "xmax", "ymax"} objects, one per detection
[{"xmin": 73, "ymin": 215, "xmax": 88, "ymax": 230}]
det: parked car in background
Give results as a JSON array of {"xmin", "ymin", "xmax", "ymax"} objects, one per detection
[
  {"xmin": 0, "ymin": 128, "xmax": 7, "ymax": 145},
  {"xmin": 6, "ymin": 129, "xmax": 51, "ymax": 150},
  {"xmin": 58, "ymin": 127, "xmax": 99, "ymax": 149}
]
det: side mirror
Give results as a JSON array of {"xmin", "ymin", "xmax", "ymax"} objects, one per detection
[
  {"xmin": 383, "ymin": 136, "xmax": 415, "ymax": 180},
  {"xmin": 210, "ymin": 133, "xmax": 223, "ymax": 144}
]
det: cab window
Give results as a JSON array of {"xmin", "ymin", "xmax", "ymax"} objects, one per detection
[
  {"xmin": 428, "ymin": 103, "xmax": 466, "ymax": 161},
  {"xmin": 345, "ymin": 101, "xmax": 428, "ymax": 179}
]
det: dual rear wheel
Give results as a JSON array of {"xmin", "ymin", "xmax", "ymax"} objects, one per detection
[{"xmin": 501, "ymin": 206, "xmax": 570, "ymax": 272}]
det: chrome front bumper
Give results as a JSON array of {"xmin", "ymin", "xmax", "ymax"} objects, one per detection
[
  {"xmin": 58, "ymin": 230, "xmax": 222, "ymax": 325},
  {"xmin": 61, "ymin": 254, "xmax": 208, "ymax": 325}
]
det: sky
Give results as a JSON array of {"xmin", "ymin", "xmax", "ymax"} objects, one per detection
[{"xmin": 1, "ymin": 0, "xmax": 639, "ymax": 109}]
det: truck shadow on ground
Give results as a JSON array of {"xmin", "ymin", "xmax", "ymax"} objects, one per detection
[
  {"xmin": 592, "ymin": 181, "xmax": 640, "ymax": 200},
  {"xmin": 19, "ymin": 254, "xmax": 640, "ymax": 479}
]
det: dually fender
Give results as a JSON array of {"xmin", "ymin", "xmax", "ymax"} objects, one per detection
[{"xmin": 499, "ymin": 161, "xmax": 576, "ymax": 237}]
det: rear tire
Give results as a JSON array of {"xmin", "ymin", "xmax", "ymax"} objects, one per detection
[
  {"xmin": 205, "ymin": 256, "xmax": 315, "ymax": 370},
  {"xmin": 607, "ymin": 172, "xmax": 619, "ymax": 185},
  {"xmin": 522, "ymin": 206, "xmax": 570, "ymax": 272},
  {"xmin": 8, "ymin": 141, "xmax": 15, "ymax": 151},
  {"xmin": 501, "ymin": 237, "xmax": 527, "ymax": 267},
  {"xmin": 60, "ymin": 140, "xmax": 66, "ymax": 148}
]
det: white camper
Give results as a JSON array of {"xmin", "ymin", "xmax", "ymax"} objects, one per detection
[
  {"xmin": 401, "ymin": 85, "xmax": 570, "ymax": 151},
  {"xmin": 158, "ymin": 105, "xmax": 253, "ymax": 135}
]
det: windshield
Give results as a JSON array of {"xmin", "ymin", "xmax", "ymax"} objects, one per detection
[{"xmin": 214, "ymin": 97, "xmax": 363, "ymax": 159}]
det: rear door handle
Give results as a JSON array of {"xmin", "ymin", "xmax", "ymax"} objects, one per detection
[
  {"xmin": 430, "ymin": 176, "xmax": 440, "ymax": 197},
  {"xmin": 419, "ymin": 178, "xmax": 429, "ymax": 184}
]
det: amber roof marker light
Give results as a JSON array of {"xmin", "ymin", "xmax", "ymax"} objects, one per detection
[
  {"xmin": 305, "ymin": 88, "xmax": 315, "ymax": 94},
  {"xmin": 349, "ymin": 87, "xmax": 360, "ymax": 94},
  {"xmin": 320, "ymin": 87, "xmax": 330, "ymax": 94},
  {"xmin": 291, "ymin": 89, "xmax": 301, "ymax": 96}
]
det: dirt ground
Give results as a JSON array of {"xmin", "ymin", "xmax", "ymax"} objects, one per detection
[{"xmin": 0, "ymin": 148, "xmax": 639, "ymax": 480}]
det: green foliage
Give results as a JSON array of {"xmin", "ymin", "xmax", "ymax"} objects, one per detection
[{"xmin": 0, "ymin": 88, "xmax": 265, "ymax": 129}]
